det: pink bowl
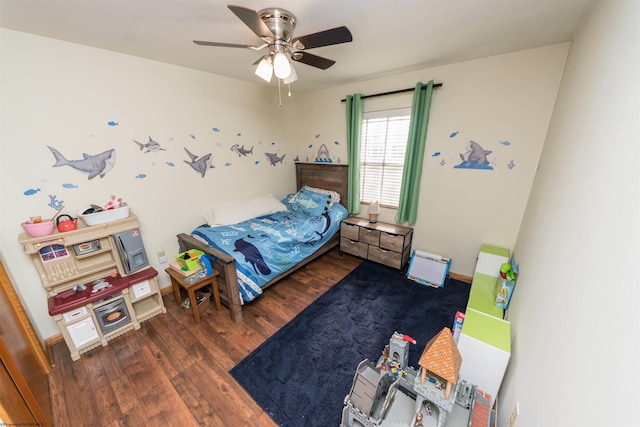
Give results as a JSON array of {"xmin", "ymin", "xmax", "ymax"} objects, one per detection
[{"xmin": 21, "ymin": 220, "xmax": 55, "ymax": 237}]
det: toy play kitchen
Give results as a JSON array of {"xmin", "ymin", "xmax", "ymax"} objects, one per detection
[
  {"xmin": 56, "ymin": 214, "xmax": 78, "ymax": 232},
  {"xmin": 17, "ymin": 208, "xmax": 166, "ymax": 361}
]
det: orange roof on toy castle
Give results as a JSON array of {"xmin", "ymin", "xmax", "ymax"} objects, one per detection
[{"xmin": 418, "ymin": 327, "xmax": 462, "ymax": 383}]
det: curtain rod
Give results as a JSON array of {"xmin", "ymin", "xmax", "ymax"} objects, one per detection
[{"xmin": 340, "ymin": 83, "xmax": 443, "ymax": 103}]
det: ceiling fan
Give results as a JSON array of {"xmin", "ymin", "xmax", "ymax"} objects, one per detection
[{"xmin": 194, "ymin": 5, "xmax": 353, "ymax": 84}]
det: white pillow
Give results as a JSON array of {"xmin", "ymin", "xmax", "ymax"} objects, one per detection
[{"xmin": 203, "ymin": 193, "xmax": 287, "ymax": 226}]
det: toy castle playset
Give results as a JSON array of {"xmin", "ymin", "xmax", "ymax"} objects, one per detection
[{"xmin": 340, "ymin": 329, "xmax": 493, "ymax": 427}]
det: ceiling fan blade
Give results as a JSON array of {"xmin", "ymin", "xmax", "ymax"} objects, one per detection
[
  {"xmin": 292, "ymin": 26, "xmax": 352, "ymax": 50},
  {"xmin": 292, "ymin": 51, "xmax": 336, "ymax": 70},
  {"xmin": 193, "ymin": 40, "xmax": 265, "ymax": 50},
  {"xmin": 228, "ymin": 5, "xmax": 275, "ymax": 41}
]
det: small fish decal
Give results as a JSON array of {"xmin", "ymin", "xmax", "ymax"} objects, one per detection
[
  {"xmin": 107, "ymin": 121, "xmax": 119, "ymax": 127},
  {"xmin": 334, "ymin": 141, "xmax": 340, "ymax": 145},
  {"xmin": 507, "ymin": 160, "xmax": 516, "ymax": 169},
  {"xmin": 255, "ymin": 161, "xmax": 260, "ymax": 165},
  {"xmin": 271, "ymin": 141, "xmax": 275, "ymax": 145},
  {"xmin": 216, "ymin": 142, "xmax": 222, "ymax": 147},
  {"xmin": 230, "ymin": 144, "xmax": 254, "ymax": 157},
  {"xmin": 62, "ymin": 183, "xmax": 78, "ymax": 189},
  {"xmin": 450, "ymin": 131, "xmax": 459, "ymax": 138},
  {"xmin": 432, "ymin": 152, "xmax": 441, "ymax": 157},
  {"xmin": 308, "ymin": 144, "xmax": 313, "ymax": 148},
  {"xmin": 315, "ymin": 134, "xmax": 320, "ymax": 138},
  {"xmin": 236, "ymin": 133, "xmax": 241, "ymax": 137},
  {"xmin": 166, "ymin": 162, "xmax": 175, "ymax": 167},
  {"xmin": 225, "ymin": 162, "xmax": 232, "ymax": 167},
  {"xmin": 265, "ymin": 152, "xmax": 285, "ymax": 166},
  {"xmin": 500, "ymin": 140, "xmax": 512, "ymax": 146},
  {"xmin": 212, "ymin": 128, "xmax": 220, "ymax": 132},
  {"xmin": 189, "ymin": 134, "xmax": 196, "ymax": 139},
  {"xmin": 133, "ymin": 136, "xmax": 166, "ymax": 153},
  {"xmin": 294, "ymin": 155, "xmax": 300, "ymax": 162},
  {"xmin": 135, "ymin": 173, "xmax": 147, "ymax": 179},
  {"xmin": 47, "ymin": 146, "xmax": 116, "ymax": 179},
  {"xmin": 183, "ymin": 147, "xmax": 214, "ymax": 177},
  {"xmin": 24, "ymin": 188, "xmax": 41, "ymax": 196}
]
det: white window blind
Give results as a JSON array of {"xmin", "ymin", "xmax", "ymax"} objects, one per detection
[{"xmin": 359, "ymin": 108, "xmax": 411, "ymax": 208}]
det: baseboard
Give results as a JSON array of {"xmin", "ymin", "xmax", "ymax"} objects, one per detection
[
  {"xmin": 45, "ymin": 333, "xmax": 64, "ymax": 359},
  {"xmin": 449, "ymin": 271, "xmax": 472, "ymax": 283}
]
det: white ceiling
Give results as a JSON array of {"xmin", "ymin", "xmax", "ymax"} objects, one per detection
[{"xmin": 0, "ymin": 0, "xmax": 595, "ymax": 92}]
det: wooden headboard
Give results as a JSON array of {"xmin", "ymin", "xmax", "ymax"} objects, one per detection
[{"xmin": 295, "ymin": 163, "xmax": 349, "ymax": 208}]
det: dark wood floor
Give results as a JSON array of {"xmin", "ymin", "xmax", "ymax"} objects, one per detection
[{"xmin": 47, "ymin": 248, "xmax": 362, "ymax": 427}]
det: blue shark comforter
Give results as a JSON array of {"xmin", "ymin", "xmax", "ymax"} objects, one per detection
[{"xmin": 192, "ymin": 197, "xmax": 348, "ymax": 303}]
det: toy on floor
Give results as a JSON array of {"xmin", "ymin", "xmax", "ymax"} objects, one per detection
[{"xmin": 340, "ymin": 329, "xmax": 492, "ymax": 427}]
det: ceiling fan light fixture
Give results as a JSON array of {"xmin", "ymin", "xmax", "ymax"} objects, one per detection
[
  {"xmin": 273, "ymin": 51, "xmax": 292, "ymax": 79},
  {"xmin": 283, "ymin": 62, "xmax": 298, "ymax": 84},
  {"xmin": 255, "ymin": 56, "xmax": 273, "ymax": 82}
]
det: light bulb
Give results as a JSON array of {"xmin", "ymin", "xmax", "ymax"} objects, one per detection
[
  {"xmin": 283, "ymin": 63, "xmax": 298, "ymax": 85},
  {"xmin": 255, "ymin": 57, "xmax": 273, "ymax": 82},
  {"xmin": 273, "ymin": 52, "xmax": 292, "ymax": 79}
]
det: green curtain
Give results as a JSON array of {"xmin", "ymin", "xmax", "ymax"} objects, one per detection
[
  {"xmin": 345, "ymin": 94, "xmax": 364, "ymax": 214},
  {"xmin": 395, "ymin": 81, "xmax": 434, "ymax": 224}
]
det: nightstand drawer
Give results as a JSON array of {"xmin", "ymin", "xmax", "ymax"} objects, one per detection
[
  {"xmin": 340, "ymin": 223, "xmax": 360, "ymax": 241},
  {"xmin": 380, "ymin": 231, "xmax": 409, "ymax": 252},
  {"xmin": 368, "ymin": 246, "xmax": 402, "ymax": 269},
  {"xmin": 359, "ymin": 227, "xmax": 380, "ymax": 245},
  {"xmin": 340, "ymin": 238, "xmax": 368, "ymax": 259}
]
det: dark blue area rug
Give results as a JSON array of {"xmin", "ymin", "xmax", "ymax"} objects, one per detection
[{"xmin": 229, "ymin": 260, "xmax": 470, "ymax": 427}]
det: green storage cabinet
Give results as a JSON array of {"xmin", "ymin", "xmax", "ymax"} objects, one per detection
[{"xmin": 457, "ymin": 243, "xmax": 511, "ymax": 407}]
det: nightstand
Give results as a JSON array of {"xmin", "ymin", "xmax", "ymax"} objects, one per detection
[
  {"xmin": 340, "ymin": 217, "xmax": 413, "ymax": 270},
  {"xmin": 165, "ymin": 268, "xmax": 221, "ymax": 323}
]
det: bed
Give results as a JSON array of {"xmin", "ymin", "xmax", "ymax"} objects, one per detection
[{"xmin": 177, "ymin": 163, "xmax": 349, "ymax": 322}]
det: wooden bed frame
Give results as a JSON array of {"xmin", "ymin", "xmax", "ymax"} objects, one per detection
[{"xmin": 176, "ymin": 163, "xmax": 349, "ymax": 322}]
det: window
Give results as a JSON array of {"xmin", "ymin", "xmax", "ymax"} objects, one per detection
[{"xmin": 359, "ymin": 108, "xmax": 411, "ymax": 208}]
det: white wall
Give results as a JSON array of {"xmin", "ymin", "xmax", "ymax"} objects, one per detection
[
  {"xmin": 0, "ymin": 29, "xmax": 298, "ymax": 341},
  {"xmin": 0, "ymin": 32, "xmax": 569, "ymax": 343},
  {"xmin": 295, "ymin": 44, "xmax": 569, "ymax": 276},
  {"xmin": 500, "ymin": 1, "xmax": 639, "ymax": 425}
]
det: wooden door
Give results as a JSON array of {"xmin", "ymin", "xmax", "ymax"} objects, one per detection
[{"xmin": 0, "ymin": 259, "xmax": 52, "ymax": 426}]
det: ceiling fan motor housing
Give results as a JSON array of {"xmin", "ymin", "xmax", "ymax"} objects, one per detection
[{"xmin": 259, "ymin": 8, "xmax": 296, "ymax": 42}]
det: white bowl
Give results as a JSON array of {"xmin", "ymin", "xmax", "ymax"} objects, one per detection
[{"xmin": 78, "ymin": 205, "xmax": 130, "ymax": 226}]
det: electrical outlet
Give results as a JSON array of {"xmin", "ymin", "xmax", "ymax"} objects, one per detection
[
  {"xmin": 158, "ymin": 251, "xmax": 167, "ymax": 264},
  {"xmin": 510, "ymin": 401, "xmax": 520, "ymax": 426}
]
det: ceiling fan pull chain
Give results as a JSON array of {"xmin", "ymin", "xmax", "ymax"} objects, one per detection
[
  {"xmin": 278, "ymin": 78, "xmax": 283, "ymax": 106},
  {"xmin": 288, "ymin": 84, "xmax": 292, "ymax": 97}
]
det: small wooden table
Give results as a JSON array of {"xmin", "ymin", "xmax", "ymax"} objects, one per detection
[{"xmin": 165, "ymin": 268, "xmax": 221, "ymax": 323}]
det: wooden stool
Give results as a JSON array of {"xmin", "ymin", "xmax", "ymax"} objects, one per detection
[{"xmin": 165, "ymin": 268, "xmax": 221, "ymax": 323}]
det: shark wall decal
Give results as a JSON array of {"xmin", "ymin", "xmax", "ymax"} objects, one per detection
[
  {"xmin": 460, "ymin": 140, "xmax": 492, "ymax": 165},
  {"xmin": 265, "ymin": 152, "xmax": 286, "ymax": 166},
  {"xmin": 183, "ymin": 147, "xmax": 214, "ymax": 177},
  {"xmin": 134, "ymin": 136, "xmax": 166, "ymax": 153},
  {"xmin": 230, "ymin": 144, "xmax": 253, "ymax": 157},
  {"xmin": 47, "ymin": 146, "xmax": 116, "ymax": 179}
]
